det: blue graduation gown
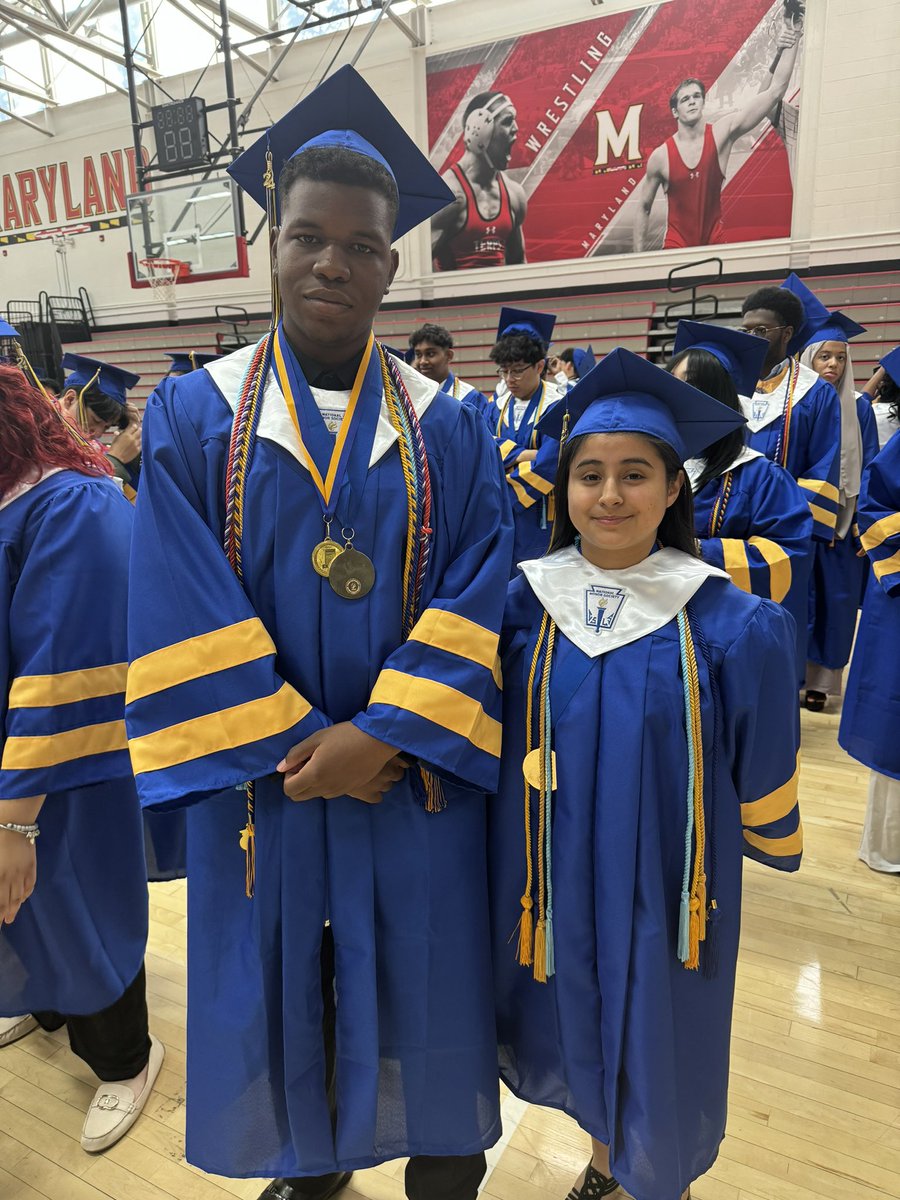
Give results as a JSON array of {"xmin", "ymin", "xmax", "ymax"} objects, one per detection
[
  {"xmin": 466, "ymin": 382, "xmax": 563, "ymax": 571},
  {"xmin": 743, "ymin": 364, "xmax": 842, "ymax": 542},
  {"xmin": 0, "ymin": 471, "xmax": 148, "ymax": 1016},
  {"xmin": 490, "ymin": 555, "xmax": 801, "ymax": 1200},
  {"xmin": 693, "ymin": 452, "xmax": 812, "ymax": 682},
  {"xmin": 839, "ymin": 432, "xmax": 900, "ymax": 778},
  {"xmin": 126, "ymin": 345, "xmax": 513, "ymax": 1177},
  {"xmin": 807, "ymin": 395, "xmax": 882, "ymax": 670}
]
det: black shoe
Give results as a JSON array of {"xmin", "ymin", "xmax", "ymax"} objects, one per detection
[
  {"xmin": 566, "ymin": 1162, "xmax": 620, "ymax": 1198},
  {"xmin": 257, "ymin": 1174, "xmax": 353, "ymax": 1200},
  {"xmin": 804, "ymin": 689, "xmax": 827, "ymax": 712}
]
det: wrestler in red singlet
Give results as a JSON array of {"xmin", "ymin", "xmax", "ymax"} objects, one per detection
[
  {"xmin": 663, "ymin": 123, "xmax": 725, "ymax": 249},
  {"xmin": 442, "ymin": 163, "xmax": 515, "ymax": 270}
]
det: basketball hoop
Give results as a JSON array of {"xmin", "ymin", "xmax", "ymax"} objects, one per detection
[{"xmin": 139, "ymin": 257, "xmax": 190, "ymax": 316}]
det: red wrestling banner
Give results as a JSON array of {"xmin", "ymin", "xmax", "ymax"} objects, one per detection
[{"xmin": 427, "ymin": 0, "xmax": 804, "ymax": 270}]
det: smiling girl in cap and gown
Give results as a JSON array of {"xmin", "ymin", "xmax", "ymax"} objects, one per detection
[
  {"xmin": 0, "ymin": 364, "xmax": 162, "ymax": 1152},
  {"xmin": 125, "ymin": 65, "xmax": 512, "ymax": 1198},
  {"xmin": 669, "ymin": 321, "xmax": 813, "ymax": 683},
  {"xmin": 488, "ymin": 349, "xmax": 801, "ymax": 1200},
  {"xmin": 839, "ymin": 423, "xmax": 900, "ymax": 872}
]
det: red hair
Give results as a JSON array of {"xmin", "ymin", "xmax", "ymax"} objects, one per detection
[{"xmin": 0, "ymin": 364, "xmax": 113, "ymax": 498}]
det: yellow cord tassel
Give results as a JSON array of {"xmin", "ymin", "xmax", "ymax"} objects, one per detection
[
  {"xmin": 240, "ymin": 822, "xmax": 255, "ymax": 898},
  {"xmin": 516, "ymin": 612, "xmax": 549, "ymax": 970},
  {"xmin": 533, "ymin": 919, "xmax": 548, "ymax": 984},
  {"xmin": 686, "ymin": 895, "xmax": 701, "ymax": 971},
  {"xmin": 516, "ymin": 895, "xmax": 534, "ymax": 966},
  {"xmin": 422, "ymin": 768, "xmax": 446, "ymax": 813}
]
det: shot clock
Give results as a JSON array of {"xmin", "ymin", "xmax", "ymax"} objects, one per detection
[{"xmin": 152, "ymin": 98, "xmax": 211, "ymax": 171}]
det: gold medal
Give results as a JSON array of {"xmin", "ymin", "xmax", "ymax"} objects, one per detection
[
  {"xmin": 329, "ymin": 548, "xmax": 376, "ymax": 600},
  {"xmin": 523, "ymin": 747, "xmax": 557, "ymax": 790},
  {"xmin": 311, "ymin": 538, "xmax": 344, "ymax": 578}
]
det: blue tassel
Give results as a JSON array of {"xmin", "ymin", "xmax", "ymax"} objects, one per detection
[
  {"xmin": 540, "ymin": 498, "xmax": 548, "ymax": 530},
  {"xmin": 678, "ymin": 891, "xmax": 691, "ymax": 962},
  {"xmin": 703, "ymin": 902, "xmax": 721, "ymax": 979},
  {"xmin": 545, "ymin": 909, "xmax": 555, "ymax": 978}
]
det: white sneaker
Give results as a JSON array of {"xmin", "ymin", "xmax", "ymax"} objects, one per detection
[
  {"xmin": 0, "ymin": 1015, "xmax": 38, "ymax": 1047},
  {"xmin": 80, "ymin": 1033, "xmax": 165, "ymax": 1153}
]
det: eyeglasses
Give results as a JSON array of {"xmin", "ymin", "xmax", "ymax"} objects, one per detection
[
  {"xmin": 741, "ymin": 324, "xmax": 788, "ymax": 339},
  {"xmin": 497, "ymin": 364, "xmax": 533, "ymax": 380}
]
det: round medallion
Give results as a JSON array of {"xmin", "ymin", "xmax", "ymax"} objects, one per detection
[
  {"xmin": 311, "ymin": 538, "xmax": 344, "ymax": 578},
  {"xmin": 329, "ymin": 548, "xmax": 376, "ymax": 600},
  {"xmin": 522, "ymin": 747, "xmax": 557, "ymax": 791}
]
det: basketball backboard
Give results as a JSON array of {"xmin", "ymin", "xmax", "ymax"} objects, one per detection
[{"xmin": 126, "ymin": 176, "xmax": 248, "ymax": 287}]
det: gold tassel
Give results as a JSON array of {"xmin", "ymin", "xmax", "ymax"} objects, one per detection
[
  {"xmin": 533, "ymin": 918, "xmax": 548, "ymax": 983},
  {"xmin": 686, "ymin": 896, "xmax": 701, "ymax": 971},
  {"xmin": 239, "ymin": 822, "xmax": 255, "ymax": 898},
  {"xmin": 421, "ymin": 768, "xmax": 446, "ymax": 813},
  {"xmin": 516, "ymin": 895, "xmax": 534, "ymax": 966},
  {"xmin": 697, "ymin": 873, "xmax": 708, "ymax": 941}
]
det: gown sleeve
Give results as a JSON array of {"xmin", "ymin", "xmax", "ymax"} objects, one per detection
[
  {"xmin": 699, "ymin": 463, "xmax": 813, "ymax": 603},
  {"xmin": 504, "ymin": 436, "xmax": 559, "ymax": 513},
  {"xmin": 858, "ymin": 433, "xmax": 900, "ymax": 597},
  {"xmin": 126, "ymin": 383, "xmax": 330, "ymax": 810},
  {"xmin": 795, "ymin": 382, "xmax": 842, "ymax": 542},
  {"xmin": 353, "ymin": 406, "xmax": 514, "ymax": 793},
  {"xmin": 718, "ymin": 598, "xmax": 802, "ymax": 871},
  {"xmin": 0, "ymin": 481, "xmax": 134, "ymax": 799}
]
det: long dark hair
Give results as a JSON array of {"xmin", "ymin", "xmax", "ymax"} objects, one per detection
[
  {"xmin": 667, "ymin": 347, "xmax": 745, "ymax": 493},
  {"xmin": 548, "ymin": 431, "xmax": 699, "ymax": 558},
  {"xmin": 881, "ymin": 373, "xmax": 900, "ymax": 423}
]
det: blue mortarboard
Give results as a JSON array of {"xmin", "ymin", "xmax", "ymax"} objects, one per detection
[
  {"xmin": 538, "ymin": 348, "xmax": 746, "ymax": 463},
  {"xmin": 227, "ymin": 65, "xmax": 454, "ymax": 240},
  {"xmin": 61, "ymin": 353, "xmax": 140, "ymax": 408},
  {"xmin": 165, "ymin": 351, "xmax": 220, "ymax": 373},
  {"xmin": 0, "ymin": 318, "xmax": 19, "ymax": 338},
  {"xmin": 496, "ymin": 306, "xmax": 556, "ymax": 347},
  {"xmin": 881, "ymin": 346, "xmax": 900, "ymax": 387},
  {"xmin": 782, "ymin": 273, "xmax": 866, "ymax": 355},
  {"xmin": 673, "ymin": 320, "xmax": 769, "ymax": 398},
  {"xmin": 572, "ymin": 346, "xmax": 597, "ymax": 380}
]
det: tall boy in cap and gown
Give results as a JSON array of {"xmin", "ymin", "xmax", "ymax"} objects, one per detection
[
  {"xmin": 780, "ymin": 275, "xmax": 878, "ymax": 709},
  {"xmin": 125, "ymin": 65, "xmax": 513, "ymax": 1200},
  {"xmin": 669, "ymin": 321, "xmax": 813, "ymax": 681},
  {"xmin": 488, "ymin": 350, "xmax": 801, "ymax": 1200},
  {"xmin": 57, "ymin": 354, "xmax": 144, "ymax": 499},
  {"xmin": 468, "ymin": 307, "xmax": 564, "ymax": 569}
]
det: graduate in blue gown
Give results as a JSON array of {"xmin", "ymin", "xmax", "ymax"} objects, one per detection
[
  {"xmin": 407, "ymin": 323, "xmax": 485, "ymax": 406},
  {"xmin": 0, "ymin": 365, "xmax": 162, "ymax": 1151},
  {"xmin": 738, "ymin": 286, "xmax": 842, "ymax": 548},
  {"xmin": 839, "ymin": 428, "xmax": 900, "ymax": 872},
  {"xmin": 126, "ymin": 67, "xmax": 513, "ymax": 1200},
  {"xmin": 668, "ymin": 321, "xmax": 813, "ymax": 681},
  {"xmin": 548, "ymin": 346, "xmax": 597, "ymax": 393},
  {"xmin": 58, "ymin": 354, "xmax": 144, "ymax": 499},
  {"xmin": 467, "ymin": 308, "xmax": 565, "ymax": 571},
  {"xmin": 488, "ymin": 350, "xmax": 801, "ymax": 1200}
]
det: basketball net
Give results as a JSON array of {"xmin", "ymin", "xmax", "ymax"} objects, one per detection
[{"xmin": 140, "ymin": 257, "xmax": 187, "ymax": 320}]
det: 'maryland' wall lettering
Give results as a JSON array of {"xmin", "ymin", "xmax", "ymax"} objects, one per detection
[{"xmin": 1, "ymin": 148, "xmax": 149, "ymax": 233}]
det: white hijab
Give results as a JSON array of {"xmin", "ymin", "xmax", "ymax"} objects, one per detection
[{"xmin": 799, "ymin": 339, "xmax": 863, "ymax": 509}]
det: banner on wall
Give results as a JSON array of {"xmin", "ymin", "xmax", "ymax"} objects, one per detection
[{"xmin": 427, "ymin": 0, "xmax": 804, "ymax": 271}]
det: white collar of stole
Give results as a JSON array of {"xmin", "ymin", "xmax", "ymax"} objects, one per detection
[
  {"xmin": 0, "ymin": 466, "xmax": 64, "ymax": 512},
  {"xmin": 739, "ymin": 360, "xmax": 820, "ymax": 433},
  {"xmin": 206, "ymin": 342, "xmax": 439, "ymax": 471},
  {"xmin": 685, "ymin": 444, "xmax": 762, "ymax": 492},
  {"xmin": 519, "ymin": 545, "xmax": 728, "ymax": 659}
]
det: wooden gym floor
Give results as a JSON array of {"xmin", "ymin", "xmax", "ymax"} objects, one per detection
[{"xmin": 1, "ymin": 705, "xmax": 898, "ymax": 1200}]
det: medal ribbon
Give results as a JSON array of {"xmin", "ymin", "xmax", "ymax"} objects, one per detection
[{"xmin": 272, "ymin": 323, "xmax": 379, "ymax": 523}]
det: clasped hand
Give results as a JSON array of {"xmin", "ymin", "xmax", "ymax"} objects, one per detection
[
  {"xmin": 278, "ymin": 722, "xmax": 408, "ymax": 805},
  {"xmin": 0, "ymin": 829, "xmax": 36, "ymax": 925}
]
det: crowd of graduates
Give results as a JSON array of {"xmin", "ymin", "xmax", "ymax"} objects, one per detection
[{"xmin": 1, "ymin": 65, "xmax": 898, "ymax": 1200}]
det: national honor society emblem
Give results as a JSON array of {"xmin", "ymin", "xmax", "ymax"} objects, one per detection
[{"xmin": 584, "ymin": 584, "xmax": 626, "ymax": 633}]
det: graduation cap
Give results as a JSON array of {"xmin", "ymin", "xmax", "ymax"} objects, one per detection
[
  {"xmin": 61, "ymin": 353, "xmax": 140, "ymax": 408},
  {"xmin": 572, "ymin": 346, "xmax": 596, "ymax": 380},
  {"xmin": 495, "ymin": 306, "xmax": 556, "ymax": 348},
  {"xmin": 538, "ymin": 348, "xmax": 746, "ymax": 463},
  {"xmin": 165, "ymin": 351, "xmax": 221, "ymax": 374},
  {"xmin": 881, "ymin": 346, "xmax": 900, "ymax": 388},
  {"xmin": 673, "ymin": 320, "xmax": 769, "ymax": 398},
  {"xmin": 227, "ymin": 64, "xmax": 454, "ymax": 241},
  {"xmin": 0, "ymin": 318, "xmax": 19, "ymax": 338},
  {"xmin": 782, "ymin": 273, "xmax": 866, "ymax": 355}
]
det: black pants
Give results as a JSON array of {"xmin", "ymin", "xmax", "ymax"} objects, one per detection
[
  {"xmin": 33, "ymin": 964, "xmax": 151, "ymax": 1082},
  {"xmin": 283, "ymin": 930, "xmax": 487, "ymax": 1200}
]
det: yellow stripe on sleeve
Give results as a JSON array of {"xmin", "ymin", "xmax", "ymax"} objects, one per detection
[
  {"xmin": 720, "ymin": 539, "xmax": 751, "ymax": 593},
  {"xmin": 506, "ymin": 474, "xmax": 537, "ymax": 509},
  {"xmin": 797, "ymin": 477, "xmax": 840, "ymax": 504},
  {"xmin": 748, "ymin": 536, "xmax": 792, "ymax": 603},
  {"xmin": 128, "ymin": 682, "xmax": 310, "ymax": 776},
  {"xmin": 498, "ymin": 439, "xmax": 518, "ymax": 459},
  {"xmin": 9, "ymin": 662, "xmax": 127, "ymax": 709},
  {"xmin": 808, "ymin": 501, "xmax": 837, "ymax": 531},
  {"xmin": 2, "ymin": 719, "xmax": 127, "ymax": 771},
  {"xmin": 127, "ymin": 618, "xmax": 275, "ymax": 704},
  {"xmin": 873, "ymin": 550, "xmax": 900, "ymax": 583},
  {"xmin": 861, "ymin": 512, "xmax": 900, "ymax": 553},
  {"xmin": 369, "ymin": 669, "xmax": 501, "ymax": 758},
  {"xmin": 517, "ymin": 460, "xmax": 555, "ymax": 496},
  {"xmin": 743, "ymin": 826, "xmax": 803, "ymax": 857},
  {"xmin": 409, "ymin": 609, "xmax": 500, "ymax": 674},
  {"xmin": 741, "ymin": 754, "xmax": 800, "ymax": 827}
]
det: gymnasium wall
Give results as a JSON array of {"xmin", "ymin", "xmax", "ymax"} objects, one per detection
[{"xmin": 0, "ymin": 0, "xmax": 897, "ymax": 327}]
